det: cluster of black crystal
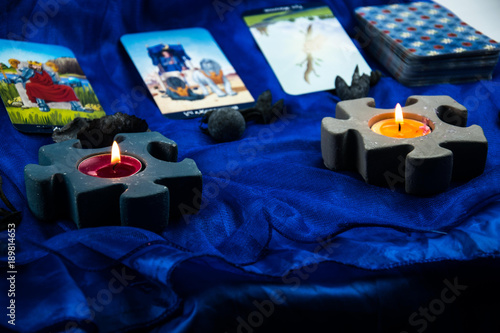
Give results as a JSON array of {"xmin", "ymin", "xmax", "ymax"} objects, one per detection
[
  {"xmin": 52, "ymin": 112, "xmax": 149, "ymax": 148},
  {"xmin": 335, "ymin": 65, "xmax": 382, "ymax": 101}
]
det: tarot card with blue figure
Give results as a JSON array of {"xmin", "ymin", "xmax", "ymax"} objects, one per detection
[
  {"xmin": 242, "ymin": 2, "xmax": 371, "ymax": 95},
  {"xmin": 120, "ymin": 28, "xmax": 255, "ymax": 119},
  {"xmin": 0, "ymin": 39, "xmax": 105, "ymax": 133}
]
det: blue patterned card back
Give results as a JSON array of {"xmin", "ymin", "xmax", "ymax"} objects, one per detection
[{"xmin": 355, "ymin": 1, "xmax": 499, "ymax": 58}]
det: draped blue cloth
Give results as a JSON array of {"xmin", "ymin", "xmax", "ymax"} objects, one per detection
[{"xmin": 1, "ymin": 0, "xmax": 499, "ymax": 332}]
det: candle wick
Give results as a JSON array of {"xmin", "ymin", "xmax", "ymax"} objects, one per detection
[
  {"xmin": 398, "ymin": 123, "xmax": 401, "ymax": 132},
  {"xmin": 112, "ymin": 162, "xmax": 119, "ymax": 172}
]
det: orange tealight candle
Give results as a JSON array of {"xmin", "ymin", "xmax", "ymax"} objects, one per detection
[{"xmin": 370, "ymin": 103, "xmax": 431, "ymax": 139}]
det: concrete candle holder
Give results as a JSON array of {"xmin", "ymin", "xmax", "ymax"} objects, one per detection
[
  {"xmin": 25, "ymin": 131, "xmax": 202, "ymax": 232},
  {"xmin": 321, "ymin": 95, "xmax": 488, "ymax": 195}
]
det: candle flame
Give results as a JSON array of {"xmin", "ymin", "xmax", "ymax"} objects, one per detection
[
  {"xmin": 111, "ymin": 141, "xmax": 121, "ymax": 165},
  {"xmin": 395, "ymin": 103, "xmax": 404, "ymax": 124}
]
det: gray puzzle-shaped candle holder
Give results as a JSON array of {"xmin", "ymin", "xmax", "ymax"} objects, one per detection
[
  {"xmin": 321, "ymin": 95, "xmax": 488, "ymax": 195},
  {"xmin": 25, "ymin": 131, "xmax": 202, "ymax": 232}
]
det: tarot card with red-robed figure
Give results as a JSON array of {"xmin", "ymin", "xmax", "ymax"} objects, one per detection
[{"xmin": 0, "ymin": 39, "xmax": 105, "ymax": 133}]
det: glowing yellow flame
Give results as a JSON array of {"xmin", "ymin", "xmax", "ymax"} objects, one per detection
[
  {"xmin": 111, "ymin": 141, "xmax": 121, "ymax": 165},
  {"xmin": 395, "ymin": 103, "xmax": 404, "ymax": 124}
]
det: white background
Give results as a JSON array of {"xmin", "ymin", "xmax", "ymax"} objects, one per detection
[{"xmin": 436, "ymin": 0, "xmax": 500, "ymax": 41}]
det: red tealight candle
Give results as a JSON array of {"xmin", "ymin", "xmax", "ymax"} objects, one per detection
[{"xmin": 78, "ymin": 141, "xmax": 142, "ymax": 178}]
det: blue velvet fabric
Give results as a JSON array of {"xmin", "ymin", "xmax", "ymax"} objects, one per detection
[{"xmin": 1, "ymin": 0, "xmax": 500, "ymax": 332}]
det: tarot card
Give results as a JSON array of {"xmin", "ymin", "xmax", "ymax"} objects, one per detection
[
  {"xmin": 0, "ymin": 39, "xmax": 105, "ymax": 133},
  {"xmin": 356, "ymin": 2, "xmax": 500, "ymax": 59},
  {"xmin": 242, "ymin": 2, "xmax": 371, "ymax": 95},
  {"xmin": 354, "ymin": 1, "xmax": 500, "ymax": 86},
  {"xmin": 120, "ymin": 28, "xmax": 255, "ymax": 119}
]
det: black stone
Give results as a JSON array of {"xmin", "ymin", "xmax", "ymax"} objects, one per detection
[
  {"xmin": 200, "ymin": 90, "xmax": 285, "ymax": 142},
  {"xmin": 52, "ymin": 112, "xmax": 149, "ymax": 148},
  {"xmin": 208, "ymin": 108, "xmax": 246, "ymax": 142}
]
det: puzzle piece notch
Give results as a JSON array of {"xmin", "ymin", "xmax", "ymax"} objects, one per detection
[
  {"xmin": 321, "ymin": 96, "xmax": 487, "ymax": 195},
  {"xmin": 405, "ymin": 95, "xmax": 468, "ymax": 127},
  {"xmin": 25, "ymin": 132, "xmax": 202, "ymax": 232}
]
